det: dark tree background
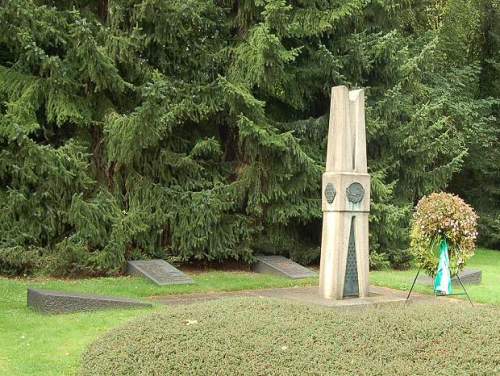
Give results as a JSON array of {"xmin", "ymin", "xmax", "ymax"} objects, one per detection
[{"xmin": 0, "ymin": 0, "xmax": 498, "ymax": 276}]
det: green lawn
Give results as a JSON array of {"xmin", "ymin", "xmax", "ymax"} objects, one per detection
[
  {"xmin": 371, "ymin": 248, "xmax": 500, "ymax": 305},
  {"xmin": 0, "ymin": 249, "xmax": 498, "ymax": 375},
  {"xmin": 0, "ymin": 271, "xmax": 315, "ymax": 376}
]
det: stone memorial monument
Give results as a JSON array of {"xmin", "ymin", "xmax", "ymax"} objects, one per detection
[{"xmin": 319, "ymin": 86, "xmax": 370, "ymax": 300}]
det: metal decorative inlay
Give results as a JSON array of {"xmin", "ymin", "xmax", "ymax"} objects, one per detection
[
  {"xmin": 346, "ymin": 182, "xmax": 364, "ymax": 204},
  {"xmin": 343, "ymin": 219, "xmax": 359, "ymax": 297},
  {"xmin": 324, "ymin": 183, "xmax": 336, "ymax": 204}
]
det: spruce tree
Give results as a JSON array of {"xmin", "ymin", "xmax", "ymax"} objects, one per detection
[{"xmin": 0, "ymin": 0, "xmax": 497, "ymax": 276}]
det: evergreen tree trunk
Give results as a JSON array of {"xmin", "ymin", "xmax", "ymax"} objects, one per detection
[{"xmin": 98, "ymin": 0, "xmax": 109, "ymax": 23}]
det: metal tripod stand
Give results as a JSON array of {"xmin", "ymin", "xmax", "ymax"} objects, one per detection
[{"xmin": 405, "ymin": 268, "xmax": 474, "ymax": 306}]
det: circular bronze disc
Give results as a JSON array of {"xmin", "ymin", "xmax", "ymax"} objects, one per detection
[{"xmin": 346, "ymin": 182, "xmax": 364, "ymax": 204}]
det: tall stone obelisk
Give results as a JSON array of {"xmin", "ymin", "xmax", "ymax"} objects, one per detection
[{"xmin": 319, "ymin": 86, "xmax": 370, "ymax": 300}]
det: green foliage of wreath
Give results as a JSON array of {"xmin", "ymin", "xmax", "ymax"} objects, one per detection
[{"xmin": 410, "ymin": 193, "xmax": 478, "ymax": 277}]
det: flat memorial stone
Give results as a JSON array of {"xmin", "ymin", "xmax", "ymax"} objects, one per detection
[
  {"xmin": 417, "ymin": 268, "xmax": 482, "ymax": 286},
  {"xmin": 127, "ymin": 259, "xmax": 193, "ymax": 286},
  {"xmin": 252, "ymin": 255, "xmax": 317, "ymax": 279},
  {"xmin": 27, "ymin": 288, "xmax": 152, "ymax": 314}
]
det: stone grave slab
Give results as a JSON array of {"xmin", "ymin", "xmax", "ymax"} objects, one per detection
[
  {"xmin": 127, "ymin": 259, "xmax": 193, "ymax": 286},
  {"xmin": 417, "ymin": 268, "xmax": 482, "ymax": 286},
  {"xmin": 27, "ymin": 288, "xmax": 152, "ymax": 314},
  {"xmin": 252, "ymin": 255, "xmax": 317, "ymax": 279}
]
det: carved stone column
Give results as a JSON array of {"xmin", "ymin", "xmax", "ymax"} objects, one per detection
[{"xmin": 319, "ymin": 86, "xmax": 370, "ymax": 300}]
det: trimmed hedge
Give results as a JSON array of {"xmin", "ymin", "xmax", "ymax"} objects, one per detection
[{"xmin": 81, "ymin": 298, "xmax": 500, "ymax": 375}]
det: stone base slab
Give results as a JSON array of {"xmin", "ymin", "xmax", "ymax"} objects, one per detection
[
  {"xmin": 255, "ymin": 285, "xmax": 408, "ymax": 309},
  {"xmin": 153, "ymin": 285, "xmax": 417, "ymax": 310}
]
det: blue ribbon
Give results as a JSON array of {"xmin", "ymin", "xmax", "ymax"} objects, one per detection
[{"xmin": 434, "ymin": 239, "xmax": 452, "ymax": 295}]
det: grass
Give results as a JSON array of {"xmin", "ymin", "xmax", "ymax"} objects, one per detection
[
  {"xmin": 0, "ymin": 248, "xmax": 498, "ymax": 375},
  {"xmin": 1, "ymin": 271, "xmax": 316, "ymax": 300},
  {"xmin": 371, "ymin": 248, "xmax": 500, "ymax": 305},
  {"xmin": 81, "ymin": 298, "xmax": 500, "ymax": 376},
  {"xmin": 0, "ymin": 271, "xmax": 316, "ymax": 376}
]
